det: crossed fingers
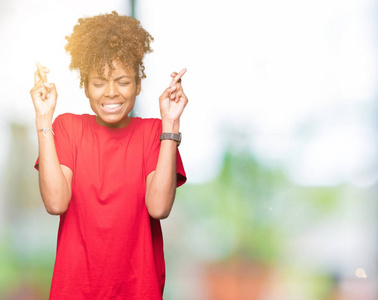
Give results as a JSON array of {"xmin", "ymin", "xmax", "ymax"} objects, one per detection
[
  {"xmin": 169, "ymin": 68, "xmax": 187, "ymax": 102},
  {"xmin": 35, "ymin": 62, "xmax": 48, "ymax": 83},
  {"xmin": 170, "ymin": 68, "xmax": 187, "ymax": 87},
  {"xmin": 34, "ymin": 62, "xmax": 50, "ymax": 100}
]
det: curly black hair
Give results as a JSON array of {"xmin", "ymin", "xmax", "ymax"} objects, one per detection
[{"xmin": 65, "ymin": 11, "xmax": 154, "ymax": 87}]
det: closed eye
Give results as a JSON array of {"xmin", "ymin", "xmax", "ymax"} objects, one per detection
[
  {"xmin": 93, "ymin": 83, "xmax": 104, "ymax": 87},
  {"xmin": 118, "ymin": 82, "xmax": 130, "ymax": 86}
]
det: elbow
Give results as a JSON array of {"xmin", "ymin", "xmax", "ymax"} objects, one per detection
[
  {"xmin": 148, "ymin": 207, "xmax": 172, "ymax": 220},
  {"xmin": 40, "ymin": 188, "xmax": 71, "ymax": 215},
  {"xmin": 42, "ymin": 195, "xmax": 70, "ymax": 215},
  {"xmin": 145, "ymin": 188, "xmax": 176, "ymax": 219},
  {"xmin": 45, "ymin": 204, "xmax": 68, "ymax": 215}
]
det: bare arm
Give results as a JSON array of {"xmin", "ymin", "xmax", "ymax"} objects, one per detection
[
  {"xmin": 145, "ymin": 69, "xmax": 188, "ymax": 219},
  {"xmin": 31, "ymin": 63, "xmax": 72, "ymax": 215}
]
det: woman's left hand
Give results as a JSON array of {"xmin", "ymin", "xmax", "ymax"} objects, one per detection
[{"xmin": 159, "ymin": 68, "xmax": 188, "ymax": 131}]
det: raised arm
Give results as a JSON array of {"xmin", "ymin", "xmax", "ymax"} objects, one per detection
[
  {"xmin": 145, "ymin": 69, "xmax": 188, "ymax": 219},
  {"xmin": 30, "ymin": 63, "xmax": 72, "ymax": 215}
]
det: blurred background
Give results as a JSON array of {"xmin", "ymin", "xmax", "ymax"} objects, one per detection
[{"xmin": 0, "ymin": 0, "xmax": 377, "ymax": 299}]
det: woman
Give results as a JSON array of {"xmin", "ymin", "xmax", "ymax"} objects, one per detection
[{"xmin": 30, "ymin": 11, "xmax": 187, "ymax": 299}]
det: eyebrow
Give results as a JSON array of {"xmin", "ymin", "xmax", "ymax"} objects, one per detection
[{"xmin": 89, "ymin": 75, "xmax": 133, "ymax": 81}]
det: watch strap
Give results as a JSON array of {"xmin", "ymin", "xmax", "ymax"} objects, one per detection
[{"xmin": 160, "ymin": 132, "xmax": 182, "ymax": 146}]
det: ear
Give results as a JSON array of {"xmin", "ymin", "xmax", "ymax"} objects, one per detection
[
  {"xmin": 136, "ymin": 78, "xmax": 141, "ymax": 95},
  {"xmin": 84, "ymin": 82, "xmax": 89, "ymax": 98}
]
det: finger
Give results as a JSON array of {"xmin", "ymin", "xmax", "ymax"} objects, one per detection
[
  {"xmin": 40, "ymin": 80, "xmax": 49, "ymax": 100},
  {"xmin": 30, "ymin": 79, "xmax": 44, "ymax": 95},
  {"xmin": 31, "ymin": 82, "xmax": 47, "ymax": 102},
  {"xmin": 178, "ymin": 92, "xmax": 188, "ymax": 105},
  {"xmin": 170, "ymin": 72, "xmax": 182, "ymax": 86},
  {"xmin": 169, "ymin": 84, "xmax": 178, "ymax": 99},
  {"xmin": 34, "ymin": 70, "xmax": 46, "ymax": 85},
  {"xmin": 44, "ymin": 81, "xmax": 55, "ymax": 89},
  {"xmin": 36, "ymin": 62, "xmax": 47, "ymax": 82},
  {"xmin": 34, "ymin": 65, "xmax": 49, "ymax": 85},
  {"xmin": 41, "ymin": 83, "xmax": 52, "ymax": 100},
  {"xmin": 44, "ymin": 82, "xmax": 57, "ymax": 98},
  {"xmin": 41, "ymin": 88, "xmax": 47, "ymax": 101},
  {"xmin": 160, "ymin": 86, "xmax": 174, "ymax": 102},
  {"xmin": 175, "ymin": 90, "xmax": 185, "ymax": 103},
  {"xmin": 169, "ymin": 85, "xmax": 175, "ymax": 99},
  {"xmin": 169, "ymin": 68, "xmax": 187, "ymax": 87},
  {"xmin": 34, "ymin": 70, "xmax": 40, "ymax": 85},
  {"xmin": 170, "ymin": 81, "xmax": 184, "ymax": 98},
  {"xmin": 32, "ymin": 78, "xmax": 45, "ymax": 92},
  {"xmin": 170, "ymin": 69, "xmax": 186, "ymax": 85}
]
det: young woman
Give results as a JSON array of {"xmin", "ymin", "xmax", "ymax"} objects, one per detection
[{"xmin": 30, "ymin": 11, "xmax": 187, "ymax": 299}]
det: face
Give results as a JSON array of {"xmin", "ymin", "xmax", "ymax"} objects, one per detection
[{"xmin": 85, "ymin": 61, "xmax": 141, "ymax": 128}]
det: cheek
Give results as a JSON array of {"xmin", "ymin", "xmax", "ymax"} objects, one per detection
[
  {"xmin": 88, "ymin": 98, "xmax": 98, "ymax": 113},
  {"xmin": 120, "ymin": 87, "xmax": 137, "ymax": 98},
  {"xmin": 87, "ymin": 88, "xmax": 102, "ymax": 100},
  {"xmin": 87, "ymin": 90, "xmax": 102, "ymax": 108}
]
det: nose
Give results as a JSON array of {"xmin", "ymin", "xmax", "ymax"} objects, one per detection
[{"xmin": 105, "ymin": 82, "xmax": 119, "ymax": 98}]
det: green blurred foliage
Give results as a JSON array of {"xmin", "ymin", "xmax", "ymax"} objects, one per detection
[
  {"xmin": 0, "ymin": 123, "xmax": 55, "ymax": 299},
  {"xmin": 176, "ymin": 147, "xmax": 343, "ymax": 266}
]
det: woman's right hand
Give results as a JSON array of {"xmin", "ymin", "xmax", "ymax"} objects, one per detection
[{"xmin": 30, "ymin": 62, "xmax": 58, "ymax": 119}]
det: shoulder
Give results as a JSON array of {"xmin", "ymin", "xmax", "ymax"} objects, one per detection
[
  {"xmin": 135, "ymin": 118, "xmax": 162, "ymax": 138},
  {"xmin": 133, "ymin": 117, "xmax": 161, "ymax": 130},
  {"xmin": 54, "ymin": 113, "xmax": 89, "ymax": 123},
  {"xmin": 133, "ymin": 117, "xmax": 161, "ymax": 124},
  {"xmin": 132, "ymin": 118, "xmax": 162, "ymax": 145},
  {"xmin": 53, "ymin": 114, "xmax": 94, "ymax": 137},
  {"xmin": 54, "ymin": 113, "xmax": 94, "ymax": 127}
]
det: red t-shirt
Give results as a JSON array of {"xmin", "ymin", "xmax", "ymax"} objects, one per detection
[{"xmin": 35, "ymin": 113, "xmax": 186, "ymax": 300}]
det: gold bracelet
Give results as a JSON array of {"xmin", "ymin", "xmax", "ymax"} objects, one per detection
[{"xmin": 40, "ymin": 128, "xmax": 55, "ymax": 138}]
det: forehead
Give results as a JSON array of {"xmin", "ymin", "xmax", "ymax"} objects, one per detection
[{"xmin": 89, "ymin": 61, "xmax": 137, "ymax": 79}]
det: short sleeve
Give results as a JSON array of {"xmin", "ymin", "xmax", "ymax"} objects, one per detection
[
  {"xmin": 144, "ymin": 119, "xmax": 187, "ymax": 187},
  {"xmin": 34, "ymin": 114, "xmax": 74, "ymax": 172}
]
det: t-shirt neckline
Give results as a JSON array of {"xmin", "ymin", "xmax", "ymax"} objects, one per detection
[{"xmin": 88, "ymin": 114, "xmax": 138, "ymax": 135}]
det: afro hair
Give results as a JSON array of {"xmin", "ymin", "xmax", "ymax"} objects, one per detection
[{"xmin": 65, "ymin": 11, "xmax": 154, "ymax": 88}]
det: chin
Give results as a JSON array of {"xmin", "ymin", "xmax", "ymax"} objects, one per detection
[{"xmin": 100, "ymin": 114, "xmax": 129, "ymax": 128}]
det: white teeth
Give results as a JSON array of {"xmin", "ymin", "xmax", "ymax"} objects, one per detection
[{"xmin": 103, "ymin": 104, "xmax": 121, "ymax": 108}]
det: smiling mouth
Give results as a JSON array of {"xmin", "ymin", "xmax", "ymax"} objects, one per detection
[
  {"xmin": 102, "ymin": 103, "xmax": 122, "ymax": 109},
  {"xmin": 100, "ymin": 103, "xmax": 124, "ymax": 113}
]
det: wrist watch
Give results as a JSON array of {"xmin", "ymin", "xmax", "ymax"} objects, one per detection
[{"xmin": 160, "ymin": 132, "xmax": 182, "ymax": 146}]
